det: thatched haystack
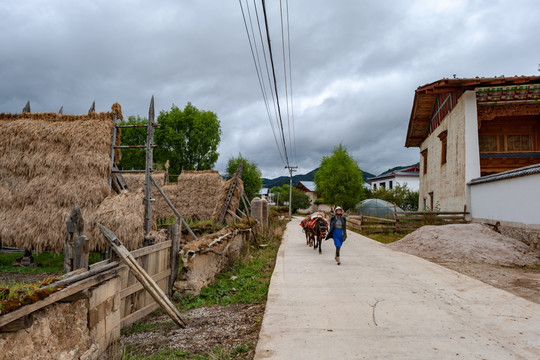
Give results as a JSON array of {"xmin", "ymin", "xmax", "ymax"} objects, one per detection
[
  {"xmin": 0, "ymin": 105, "xmax": 122, "ymax": 253},
  {"xmin": 88, "ymin": 190, "xmax": 145, "ymax": 251},
  {"xmin": 122, "ymin": 171, "xmax": 165, "ymax": 192},
  {"xmin": 153, "ymin": 170, "xmax": 243, "ymax": 223}
]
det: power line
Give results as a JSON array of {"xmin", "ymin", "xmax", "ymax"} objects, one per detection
[
  {"xmin": 261, "ymin": 0, "xmax": 290, "ymax": 167},
  {"xmin": 285, "ymin": 0, "xmax": 297, "ymax": 165},
  {"xmin": 239, "ymin": 0, "xmax": 285, "ymax": 165}
]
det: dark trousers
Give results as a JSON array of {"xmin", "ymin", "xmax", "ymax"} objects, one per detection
[{"xmin": 335, "ymin": 246, "xmax": 341, "ymax": 257}]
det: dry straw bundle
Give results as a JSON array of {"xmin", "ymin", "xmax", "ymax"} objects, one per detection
[
  {"xmin": 0, "ymin": 104, "xmax": 122, "ymax": 253},
  {"xmin": 87, "ymin": 190, "xmax": 146, "ymax": 251},
  {"xmin": 122, "ymin": 171, "xmax": 165, "ymax": 192},
  {"xmin": 153, "ymin": 170, "xmax": 243, "ymax": 223}
]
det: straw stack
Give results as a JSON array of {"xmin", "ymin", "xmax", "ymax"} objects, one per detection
[{"xmin": 0, "ymin": 104, "xmax": 122, "ymax": 253}]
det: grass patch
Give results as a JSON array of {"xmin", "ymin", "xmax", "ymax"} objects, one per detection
[
  {"xmin": 358, "ymin": 231, "xmax": 407, "ymax": 244},
  {"xmin": 177, "ymin": 219, "xmax": 285, "ymax": 310},
  {"xmin": 0, "ymin": 251, "xmax": 101, "ymax": 274}
]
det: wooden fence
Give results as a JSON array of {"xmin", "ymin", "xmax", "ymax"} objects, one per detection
[{"xmin": 348, "ymin": 206, "xmax": 469, "ymax": 233}]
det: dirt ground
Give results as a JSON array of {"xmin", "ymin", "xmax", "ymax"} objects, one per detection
[
  {"xmin": 389, "ymin": 223, "xmax": 540, "ymax": 304},
  {"xmin": 120, "ymin": 303, "xmax": 265, "ymax": 358},
  {"xmin": 431, "ymin": 260, "xmax": 540, "ymax": 304}
]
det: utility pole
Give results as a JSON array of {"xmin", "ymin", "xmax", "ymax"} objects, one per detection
[{"xmin": 285, "ymin": 165, "xmax": 298, "ymax": 220}]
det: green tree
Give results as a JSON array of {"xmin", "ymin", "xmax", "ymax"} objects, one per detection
[
  {"xmin": 226, "ymin": 154, "xmax": 263, "ymax": 201},
  {"xmin": 371, "ymin": 184, "xmax": 419, "ymax": 211},
  {"xmin": 314, "ymin": 144, "xmax": 364, "ymax": 210},
  {"xmin": 155, "ymin": 102, "xmax": 222, "ymax": 176},
  {"xmin": 117, "ymin": 115, "xmax": 147, "ymax": 171},
  {"xmin": 270, "ymin": 185, "xmax": 311, "ymax": 212}
]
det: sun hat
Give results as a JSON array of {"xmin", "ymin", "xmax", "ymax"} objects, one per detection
[{"xmin": 335, "ymin": 206, "xmax": 343, "ymax": 212}]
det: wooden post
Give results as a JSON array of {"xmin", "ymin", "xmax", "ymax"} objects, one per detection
[
  {"xmin": 144, "ymin": 96, "xmax": 155, "ymax": 235},
  {"xmin": 394, "ymin": 204, "xmax": 399, "ymax": 233},
  {"xmin": 108, "ymin": 113, "xmax": 118, "ymax": 189},
  {"xmin": 64, "ymin": 204, "xmax": 85, "ymax": 273},
  {"xmin": 88, "ymin": 100, "xmax": 95, "ymax": 114},
  {"xmin": 168, "ymin": 221, "xmax": 180, "ymax": 297},
  {"xmin": 73, "ymin": 235, "xmax": 89, "ymax": 270},
  {"xmin": 360, "ymin": 214, "xmax": 363, "ymax": 231},
  {"xmin": 22, "ymin": 100, "xmax": 31, "ymax": 113},
  {"xmin": 164, "ymin": 160, "xmax": 170, "ymax": 184}
]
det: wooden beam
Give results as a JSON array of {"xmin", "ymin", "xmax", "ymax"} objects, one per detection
[
  {"xmin": 150, "ymin": 176, "xmax": 197, "ymax": 240},
  {"xmin": 97, "ymin": 224, "xmax": 187, "ymax": 328},
  {"xmin": 144, "ymin": 96, "xmax": 155, "ymax": 235}
]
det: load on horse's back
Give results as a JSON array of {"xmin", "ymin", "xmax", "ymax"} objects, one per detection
[{"xmin": 300, "ymin": 213, "xmax": 328, "ymax": 253}]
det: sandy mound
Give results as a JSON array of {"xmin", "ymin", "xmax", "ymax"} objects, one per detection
[{"xmin": 389, "ymin": 223, "xmax": 540, "ymax": 266}]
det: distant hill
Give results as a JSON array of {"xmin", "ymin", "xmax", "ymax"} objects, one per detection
[{"xmin": 263, "ymin": 168, "xmax": 375, "ymax": 189}]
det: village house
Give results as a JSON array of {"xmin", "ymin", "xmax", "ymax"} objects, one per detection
[
  {"xmin": 367, "ymin": 165, "xmax": 420, "ymax": 192},
  {"xmin": 405, "ymin": 75, "xmax": 540, "ymax": 247}
]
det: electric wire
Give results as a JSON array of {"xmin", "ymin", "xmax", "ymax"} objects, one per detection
[
  {"xmin": 279, "ymin": 0, "xmax": 293, "ymax": 167},
  {"xmin": 261, "ymin": 0, "xmax": 290, "ymax": 167},
  {"xmin": 239, "ymin": 0, "xmax": 285, "ymax": 165},
  {"xmin": 285, "ymin": 0, "xmax": 297, "ymax": 165}
]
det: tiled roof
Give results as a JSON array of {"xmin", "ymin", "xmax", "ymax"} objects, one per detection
[{"xmin": 468, "ymin": 163, "xmax": 540, "ymax": 185}]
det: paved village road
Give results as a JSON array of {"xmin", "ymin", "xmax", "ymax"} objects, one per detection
[{"xmin": 254, "ymin": 217, "xmax": 540, "ymax": 360}]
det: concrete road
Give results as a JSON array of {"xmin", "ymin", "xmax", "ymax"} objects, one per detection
[{"xmin": 254, "ymin": 217, "xmax": 540, "ymax": 360}]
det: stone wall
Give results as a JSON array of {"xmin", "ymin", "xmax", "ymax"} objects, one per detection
[{"xmin": 175, "ymin": 231, "xmax": 248, "ymax": 296}]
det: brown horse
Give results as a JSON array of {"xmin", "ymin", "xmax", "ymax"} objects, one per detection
[
  {"xmin": 306, "ymin": 216, "xmax": 328, "ymax": 254},
  {"xmin": 300, "ymin": 216, "xmax": 314, "ymax": 246}
]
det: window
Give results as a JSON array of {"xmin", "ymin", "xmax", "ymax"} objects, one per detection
[
  {"xmin": 373, "ymin": 184, "xmax": 377, "ymax": 190},
  {"xmin": 389, "ymin": 180, "xmax": 393, "ymax": 189},
  {"xmin": 438, "ymin": 131, "xmax": 448, "ymax": 165},
  {"xmin": 479, "ymin": 135, "xmax": 497, "ymax": 152},
  {"xmin": 380, "ymin": 182, "xmax": 386, "ymax": 189},
  {"xmin": 479, "ymin": 134, "xmax": 532, "ymax": 152},
  {"xmin": 507, "ymin": 135, "xmax": 531, "ymax": 151},
  {"xmin": 421, "ymin": 149, "xmax": 428, "ymax": 174},
  {"xmin": 428, "ymin": 191, "xmax": 434, "ymax": 211}
]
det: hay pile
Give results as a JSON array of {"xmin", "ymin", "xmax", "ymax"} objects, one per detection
[
  {"xmin": 122, "ymin": 171, "xmax": 166, "ymax": 192},
  {"xmin": 0, "ymin": 105, "xmax": 122, "ymax": 253},
  {"xmin": 88, "ymin": 190, "xmax": 145, "ymax": 251},
  {"xmin": 389, "ymin": 224, "xmax": 540, "ymax": 266},
  {"xmin": 154, "ymin": 170, "xmax": 243, "ymax": 223}
]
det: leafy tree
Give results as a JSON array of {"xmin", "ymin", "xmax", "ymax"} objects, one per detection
[
  {"xmin": 314, "ymin": 144, "xmax": 365, "ymax": 210},
  {"xmin": 370, "ymin": 184, "xmax": 419, "ymax": 211},
  {"xmin": 155, "ymin": 102, "xmax": 222, "ymax": 176},
  {"xmin": 226, "ymin": 154, "xmax": 263, "ymax": 201},
  {"xmin": 270, "ymin": 185, "xmax": 311, "ymax": 212},
  {"xmin": 117, "ymin": 115, "xmax": 147, "ymax": 171}
]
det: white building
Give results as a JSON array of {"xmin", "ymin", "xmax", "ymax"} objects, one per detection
[
  {"xmin": 367, "ymin": 166, "xmax": 420, "ymax": 192},
  {"xmin": 405, "ymin": 75, "xmax": 540, "ymax": 248}
]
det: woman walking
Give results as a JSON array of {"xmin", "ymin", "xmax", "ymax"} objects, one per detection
[{"xmin": 326, "ymin": 206, "xmax": 347, "ymax": 265}]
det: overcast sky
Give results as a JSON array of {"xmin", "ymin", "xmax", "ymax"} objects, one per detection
[{"xmin": 1, "ymin": 0, "xmax": 539, "ymax": 178}]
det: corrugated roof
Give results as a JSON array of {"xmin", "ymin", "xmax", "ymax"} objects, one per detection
[
  {"xmin": 468, "ymin": 163, "xmax": 540, "ymax": 185},
  {"xmin": 297, "ymin": 181, "xmax": 316, "ymax": 192}
]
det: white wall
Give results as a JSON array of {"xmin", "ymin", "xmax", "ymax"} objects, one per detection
[
  {"xmin": 371, "ymin": 177, "xmax": 419, "ymax": 192},
  {"xmin": 470, "ymin": 173, "xmax": 540, "ymax": 225}
]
